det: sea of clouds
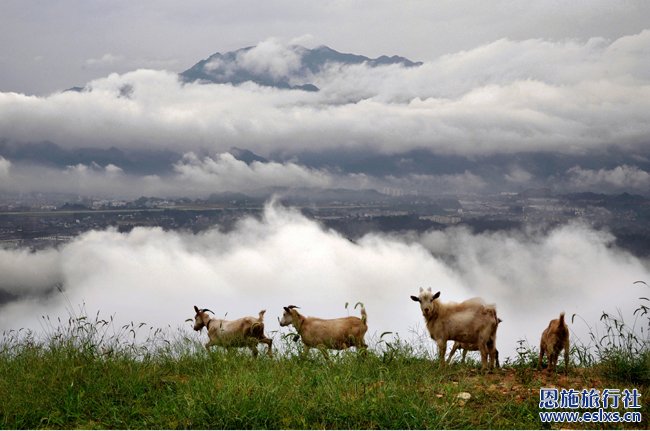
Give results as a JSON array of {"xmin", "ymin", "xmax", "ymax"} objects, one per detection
[
  {"xmin": 1, "ymin": 32, "xmax": 650, "ymax": 197},
  {"xmin": 1, "ymin": 32, "xmax": 649, "ymax": 156}
]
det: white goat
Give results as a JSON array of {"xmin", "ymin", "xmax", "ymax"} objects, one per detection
[
  {"xmin": 279, "ymin": 304, "xmax": 368, "ymax": 357},
  {"xmin": 192, "ymin": 305, "xmax": 273, "ymax": 357},
  {"xmin": 411, "ymin": 287, "xmax": 498, "ymax": 369}
]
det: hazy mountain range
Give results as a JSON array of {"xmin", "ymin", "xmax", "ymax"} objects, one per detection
[
  {"xmin": 180, "ymin": 44, "xmax": 421, "ymax": 91},
  {"xmin": 3, "ymin": 139, "xmax": 649, "ymax": 193}
]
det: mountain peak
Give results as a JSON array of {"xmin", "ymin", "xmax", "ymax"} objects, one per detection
[
  {"xmin": 228, "ymin": 147, "xmax": 268, "ymax": 165},
  {"xmin": 179, "ymin": 44, "xmax": 421, "ymax": 91}
]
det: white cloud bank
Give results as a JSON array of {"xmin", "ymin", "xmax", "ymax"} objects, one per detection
[
  {"xmin": 0, "ymin": 152, "xmax": 491, "ymax": 198},
  {"xmin": 1, "ymin": 203, "xmax": 647, "ymax": 358},
  {"xmin": 0, "ymin": 153, "xmax": 350, "ymax": 198},
  {"xmin": 0, "ymin": 156, "xmax": 10, "ymax": 178},
  {"xmin": 172, "ymin": 152, "xmax": 332, "ymax": 191},
  {"xmin": 568, "ymin": 165, "xmax": 650, "ymax": 191},
  {"xmin": 235, "ymin": 38, "xmax": 303, "ymax": 79},
  {"xmin": 1, "ymin": 32, "xmax": 649, "ymax": 158}
]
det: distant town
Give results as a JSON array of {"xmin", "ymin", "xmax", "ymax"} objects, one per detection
[{"xmin": 1, "ymin": 189, "xmax": 649, "ymax": 257}]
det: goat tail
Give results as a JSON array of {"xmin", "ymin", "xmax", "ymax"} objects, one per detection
[
  {"xmin": 258, "ymin": 309, "xmax": 266, "ymax": 322},
  {"xmin": 353, "ymin": 301, "xmax": 367, "ymax": 325},
  {"xmin": 559, "ymin": 312, "xmax": 565, "ymax": 324}
]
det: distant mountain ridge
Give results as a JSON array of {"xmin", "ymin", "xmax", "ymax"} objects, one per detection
[
  {"xmin": 180, "ymin": 45, "xmax": 422, "ymax": 91},
  {"xmin": 0, "ymin": 141, "xmax": 269, "ymax": 172},
  {"xmin": 0, "ymin": 140, "xmax": 180, "ymax": 175}
]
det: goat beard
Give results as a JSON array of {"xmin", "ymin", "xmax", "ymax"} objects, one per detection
[{"xmin": 423, "ymin": 308, "xmax": 438, "ymax": 322}]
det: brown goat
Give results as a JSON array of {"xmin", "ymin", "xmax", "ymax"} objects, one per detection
[
  {"xmin": 411, "ymin": 287, "xmax": 498, "ymax": 370},
  {"xmin": 447, "ymin": 317, "xmax": 502, "ymax": 367},
  {"xmin": 279, "ymin": 304, "xmax": 368, "ymax": 357},
  {"xmin": 538, "ymin": 312, "xmax": 569, "ymax": 372},
  {"xmin": 192, "ymin": 305, "xmax": 273, "ymax": 357}
]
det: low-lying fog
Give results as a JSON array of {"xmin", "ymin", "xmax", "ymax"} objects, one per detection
[{"xmin": 1, "ymin": 201, "xmax": 648, "ymax": 359}]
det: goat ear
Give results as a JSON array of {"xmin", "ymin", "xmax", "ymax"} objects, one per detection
[
  {"xmin": 432, "ymin": 291, "xmax": 441, "ymax": 300},
  {"xmin": 410, "ymin": 295, "xmax": 420, "ymax": 302},
  {"xmin": 283, "ymin": 306, "xmax": 290, "ymax": 313},
  {"xmin": 194, "ymin": 305, "xmax": 199, "ymax": 313}
]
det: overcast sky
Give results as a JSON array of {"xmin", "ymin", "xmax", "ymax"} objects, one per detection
[{"xmin": 2, "ymin": 0, "xmax": 650, "ymax": 95}]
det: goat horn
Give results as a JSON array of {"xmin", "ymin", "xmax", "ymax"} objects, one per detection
[
  {"xmin": 287, "ymin": 305, "xmax": 300, "ymax": 309},
  {"xmin": 202, "ymin": 308, "xmax": 215, "ymax": 314}
]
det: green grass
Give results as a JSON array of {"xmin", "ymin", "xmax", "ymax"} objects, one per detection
[
  {"xmin": 570, "ymin": 294, "xmax": 650, "ymax": 386},
  {"xmin": 0, "ymin": 341, "xmax": 549, "ymax": 429},
  {"xmin": 0, "ymin": 300, "xmax": 648, "ymax": 429}
]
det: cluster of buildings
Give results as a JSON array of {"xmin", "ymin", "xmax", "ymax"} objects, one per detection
[{"xmin": 0, "ymin": 190, "xmax": 647, "ymax": 255}]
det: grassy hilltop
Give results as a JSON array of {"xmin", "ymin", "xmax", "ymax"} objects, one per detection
[{"xmin": 0, "ymin": 304, "xmax": 648, "ymax": 429}]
